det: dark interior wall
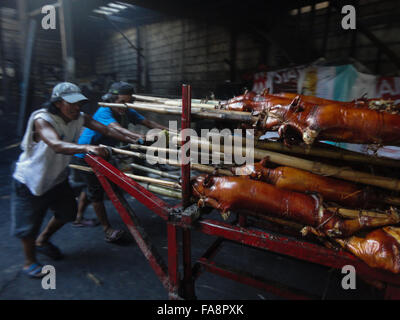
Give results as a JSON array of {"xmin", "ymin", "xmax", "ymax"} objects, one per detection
[
  {"xmin": 93, "ymin": 18, "xmax": 265, "ymax": 99},
  {"xmin": 95, "ymin": 28, "xmax": 138, "ymax": 82},
  {"xmin": 91, "ymin": 0, "xmax": 400, "ymax": 102},
  {"xmin": 3, "ymin": 0, "xmax": 400, "ymax": 117},
  {"xmin": 0, "ymin": 7, "xmax": 20, "ymax": 111},
  {"xmin": 290, "ymin": 0, "xmax": 400, "ymax": 75}
]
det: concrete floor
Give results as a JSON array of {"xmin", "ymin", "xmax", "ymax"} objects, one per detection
[{"xmin": 0, "ymin": 136, "xmax": 384, "ymax": 300}]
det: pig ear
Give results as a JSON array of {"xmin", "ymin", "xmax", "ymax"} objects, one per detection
[
  {"xmin": 260, "ymin": 157, "xmax": 269, "ymax": 167},
  {"xmin": 203, "ymin": 174, "xmax": 214, "ymax": 188},
  {"xmin": 261, "ymin": 88, "xmax": 269, "ymax": 96},
  {"xmin": 289, "ymin": 96, "xmax": 304, "ymax": 112}
]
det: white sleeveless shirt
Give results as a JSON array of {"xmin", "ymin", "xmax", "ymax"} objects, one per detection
[{"xmin": 13, "ymin": 108, "xmax": 85, "ymax": 196}]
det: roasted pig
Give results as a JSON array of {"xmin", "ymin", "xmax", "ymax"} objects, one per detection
[
  {"xmin": 234, "ymin": 159, "xmax": 384, "ymax": 209},
  {"xmin": 336, "ymin": 227, "xmax": 400, "ymax": 274},
  {"xmin": 191, "ymin": 174, "xmax": 399, "ymax": 237}
]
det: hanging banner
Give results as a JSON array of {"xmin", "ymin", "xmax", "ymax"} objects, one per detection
[
  {"xmin": 376, "ymin": 77, "xmax": 400, "ymax": 103},
  {"xmin": 252, "ymin": 65, "xmax": 307, "ymax": 94}
]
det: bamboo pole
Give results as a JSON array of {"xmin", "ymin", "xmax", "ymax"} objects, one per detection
[
  {"xmin": 128, "ymin": 145, "xmax": 400, "ymax": 206},
  {"xmin": 98, "ymin": 101, "xmax": 256, "ymax": 122},
  {"xmin": 163, "ymin": 100, "xmax": 217, "ymax": 109},
  {"xmin": 253, "ymin": 140, "xmax": 400, "ymax": 168},
  {"xmin": 170, "ymin": 134, "xmax": 400, "ymax": 191},
  {"xmin": 132, "ymin": 94, "xmax": 169, "ymax": 103},
  {"xmin": 203, "ymin": 131, "xmax": 400, "ymax": 168},
  {"xmin": 384, "ymin": 196, "xmax": 400, "ymax": 206},
  {"xmin": 138, "ymin": 182, "xmax": 182, "ymax": 199},
  {"xmin": 130, "ymin": 162, "xmax": 180, "ymax": 180},
  {"xmin": 102, "ymin": 146, "xmax": 234, "ymax": 176},
  {"xmin": 132, "ymin": 94, "xmax": 220, "ymax": 106},
  {"xmin": 129, "ymin": 143, "xmax": 226, "ymax": 160},
  {"xmin": 69, "ymin": 164, "xmax": 181, "ymax": 189},
  {"xmin": 106, "ymin": 143, "xmax": 400, "ymax": 202},
  {"xmin": 325, "ymin": 207, "xmax": 390, "ymax": 219},
  {"xmin": 70, "ymin": 154, "xmax": 398, "ymax": 217}
]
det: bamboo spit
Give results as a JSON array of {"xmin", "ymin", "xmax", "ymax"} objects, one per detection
[
  {"xmin": 101, "ymin": 99, "xmax": 400, "ymax": 168},
  {"xmin": 69, "ymin": 164, "xmax": 181, "ymax": 189},
  {"xmin": 70, "ymin": 162, "xmax": 181, "ymax": 199},
  {"xmin": 130, "ymin": 144, "xmax": 400, "ymax": 208},
  {"xmin": 205, "ymin": 131, "xmax": 400, "ymax": 168},
  {"xmin": 129, "ymin": 143, "xmax": 226, "ymax": 160},
  {"xmin": 138, "ymin": 182, "xmax": 182, "ymax": 199},
  {"xmin": 252, "ymin": 139, "xmax": 400, "ymax": 168},
  {"xmin": 132, "ymin": 94, "xmax": 220, "ymax": 107},
  {"xmin": 97, "ymin": 102, "xmax": 256, "ymax": 123},
  {"xmin": 70, "ymin": 153, "xmax": 396, "ymax": 218},
  {"xmin": 130, "ymin": 162, "xmax": 180, "ymax": 180},
  {"xmin": 169, "ymin": 134, "xmax": 400, "ymax": 192},
  {"xmin": 104, "ymin": 145, "xmax": 233, "ymax": 176},
  {"xmin": 326, "ymin": 207, "xmax": 391, "ymax": 219},
  {"xmin": 105, "ymin": 149, "xmax": 392, "ymax": 219},
  {"xmin": 128, "ymin": 143, "xmax": 231, "ymax": 166}
]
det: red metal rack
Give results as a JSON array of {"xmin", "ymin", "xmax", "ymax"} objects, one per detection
[{"xmin": 84, "ymin": 84, "xmax": 400, "ymax": 300}]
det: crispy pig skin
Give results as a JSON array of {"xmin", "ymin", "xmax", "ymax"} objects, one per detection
[
  {"xmin": 234, "ymin": 160, "xmax": 382, "ymax": 209},
  {"xmin": 192, "ymin": 175, "xmax": 398, "ymax": 238},
  {"xmin": 220, "ymin": 91, "xmax": 400, "ymax": 145},
  {"xmin": 337, "ymin": 227, "xmax": 400, "ymax": 274}
]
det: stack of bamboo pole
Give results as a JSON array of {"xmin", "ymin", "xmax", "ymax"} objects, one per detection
[{"xmin": 91, "ymin": 93, "xmax": 400, "ymax": 230}]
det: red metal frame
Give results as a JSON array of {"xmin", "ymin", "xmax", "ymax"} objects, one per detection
[{"xmin": 83, "ymin": 84, "xmax": 400, "ymax": 300}]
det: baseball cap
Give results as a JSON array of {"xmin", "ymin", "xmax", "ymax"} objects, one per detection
[
  {"xmin": 50, "ymin": 82, "xmax": 88, "ymax": 104},
  {"xmin": 101, "ymin": 92, "xmax": 114, "ymax": 102},
  {"xmin": 108, "ymin": 81, "xmax": 135, "ymax": 95}
]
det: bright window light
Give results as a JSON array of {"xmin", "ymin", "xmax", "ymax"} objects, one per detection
[
  {"xmin": 116, "ymin": 1, "xmax": 136, "ymax": 9},
  {"xmin": 99, "ymin": 6, "xmax": 120, "ymax": 13},
  {"xmin": 108, "ymin": 3, "xmax": 127, "ymax": 10},
  {"xmin": 93, "ymin": 9, "xmax": 113, "ymax": 15},
  {"xmin": 290, "ymin": 1, "xmax": 330, "ymax": 15}
]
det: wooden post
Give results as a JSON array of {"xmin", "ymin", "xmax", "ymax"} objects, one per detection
[
  {"xmin": 17, "ymin": 18, "xmax": 36, "ymax": 137},
  {"xmin": 59, "ymin": 0, "xmax": 75, "ymax": 81},
  {"xmin": 0, "ymin": 8, "xmax": 10, "ymax": 112}
]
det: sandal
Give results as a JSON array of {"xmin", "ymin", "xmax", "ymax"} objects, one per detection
[
  {"xmin": 104, "ymin": 229, "xmax": 125, "ymax": 243},
  {"xmin": 72, "ymin": 218, "xmax": 100, "ymax": 228},
  {"xmin": 36, "ymin": 242, "xmax": 64, "ymax": 260},
  {"xmin": 22, "ymin": 263, "xmax": 45, "ymax": 279}
]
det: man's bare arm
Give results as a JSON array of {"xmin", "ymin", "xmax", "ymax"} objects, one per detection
[
  {"xmin": 84, "ymin": 114, "xmax": 138, "ymax": 144},
  {"xmin": 34, "ymin": 118, "xmax": 108, "ymax": 157},
  {"xmin": 141, "ymin": 119, "xmax": 169, "ymax": 131},
  {"xmin": 108, "ymin": 122, "xmax": 145, "ymax": 141}
]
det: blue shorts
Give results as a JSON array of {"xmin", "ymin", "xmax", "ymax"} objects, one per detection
[{"xmin": 10, "ymin": 179, "xmax": 77, "ymax": 238}]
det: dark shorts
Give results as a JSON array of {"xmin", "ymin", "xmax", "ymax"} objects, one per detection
[
  {"xmin": 10, "ymin": 179, "xmax": 77, "ymax": 239},
  {"xmin": 70, "ymin": 157, "xmax": 104, "ymax": 202}
]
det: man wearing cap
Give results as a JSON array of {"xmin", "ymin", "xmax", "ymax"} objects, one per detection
[
  {"xmin": 11, "ymin": 82, "xmax": 139, "ymax": 278},
  {"xmin": 71, "ymin": 81, "xmax": 168, "ymax": 242}
]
